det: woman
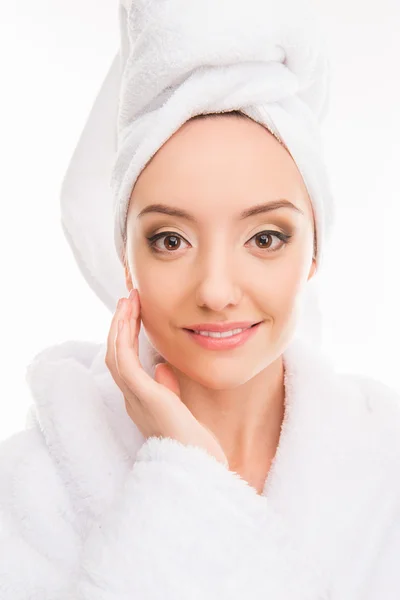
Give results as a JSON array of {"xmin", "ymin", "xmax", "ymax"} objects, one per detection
[{"xmin": 1, "ymin": 1, "xmax": 400, "ymax": 599}]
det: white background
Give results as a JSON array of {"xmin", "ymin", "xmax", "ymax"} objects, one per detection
[{"xmin": 0, "ymin": 1, "xmax": 399, "ymax": 440}]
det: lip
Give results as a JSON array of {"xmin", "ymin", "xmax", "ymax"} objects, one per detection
[
  {"xmin": 183, "ymin": 321, "xmax": 261, "ymax": 333},
  {"xmin": 184, "ymin": 321, "xmax": 262, "ymax": 351}
]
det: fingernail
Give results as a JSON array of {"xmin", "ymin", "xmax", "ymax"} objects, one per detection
[{"xmin": 129, "ymin": 288, "xmax": 137, "ymax": 301}]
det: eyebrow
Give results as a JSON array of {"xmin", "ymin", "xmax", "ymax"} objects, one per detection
[{"xmin": 137, "ymin": 199, "xmax": 304, "ymax": 221}]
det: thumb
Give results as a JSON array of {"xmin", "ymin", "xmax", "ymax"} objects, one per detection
[{"xmin": 154, "ymin": 362, "xmax": 181, "ymax": 398}]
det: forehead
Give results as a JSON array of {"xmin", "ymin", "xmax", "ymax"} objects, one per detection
[{"xmin": 130, "ymin": 115, "xmax": 313, "ymax": 220}]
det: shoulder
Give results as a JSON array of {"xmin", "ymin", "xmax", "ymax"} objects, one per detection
[
  {"xmin": 339, "ymin": 370, "xmax": 400, "ymax": 419},
  {"xmin": 337, "ymin": 370, "xmax": 400, "ymax": 476}
]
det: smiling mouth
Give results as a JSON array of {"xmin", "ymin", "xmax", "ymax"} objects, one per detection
[
  {"xmin": 183, "ymin": 321, "xmax": 263, "ymax": 349},
  {"xmin": 185, "ymin": 322, "xmax": 262, "ymax": 333}
]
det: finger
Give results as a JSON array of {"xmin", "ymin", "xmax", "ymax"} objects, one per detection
[
  {"xmin": 154, "ymin": 363, "xmax": 181, "ymax": 398},
  {"xmin": 106, "ymin": 297, "xmax": 124, "ymax": 353},
  {"xmin": 105, "ymin": 299, "xmax": 121, "ymax": 370},
  {"xmin": 106, "ymin": 292, "xmax": 141, "ymax": 400},
  {"xmin": 133, "ymin": 295, "xmax": 141, "ymax": 356},
  {"xmin": 106, "ymin": 298, "xmax": 130, "ymax": 389},
  {"xmin": 115, "ymin": 309, "xmax": 144, "ymax": 393},
  {"xmin": 115, "ymin": 307, "xmax": 170, "ymax": 408},
  {"xmin": 127, "ymin": 290, "xmax": 141, "ymax": 356}
]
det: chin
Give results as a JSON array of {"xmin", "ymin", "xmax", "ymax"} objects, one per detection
[{"xmin": 183, "ymin": 360, "xmax": 264, "ymax": 390}]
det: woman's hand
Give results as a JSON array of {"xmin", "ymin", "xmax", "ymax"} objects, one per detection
[{"xmin": 105, "ymin": 289, "xmax": 228, "ymax": 467}]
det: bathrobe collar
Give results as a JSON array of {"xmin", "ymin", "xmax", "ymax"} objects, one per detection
[{"xmin": 24, "ymin": 335, "xmax": 400, "ymax": 597}]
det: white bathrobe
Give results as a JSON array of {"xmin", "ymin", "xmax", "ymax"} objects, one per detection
[{"xmin": 0, "ymin": 336, "xmax": 399, "ymax": 599}]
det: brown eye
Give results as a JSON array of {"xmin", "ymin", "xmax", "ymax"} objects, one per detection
[
  {"xmin": 162, "ymin": 235, "xmax": 181, "ymax": 251},
  {"xmin": 255, "ymin": 232, "xmax": 274, "ymax": 249},
  {"xmin": 146, "ymin": 231, "xmax": 189, "ymax": 254},
  {"xmin": 249, "ymin": 230, "xmax": 292, "ymax": 253}
]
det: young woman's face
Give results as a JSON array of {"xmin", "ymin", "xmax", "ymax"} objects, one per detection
[{"xmin": 124, "ymin": 115, "xmax": 316, "ymax": 389}]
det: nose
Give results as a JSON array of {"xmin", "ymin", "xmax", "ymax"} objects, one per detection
[{"xmin": 194, "ymin": 254, "xmax": 242, "ymax": 311}]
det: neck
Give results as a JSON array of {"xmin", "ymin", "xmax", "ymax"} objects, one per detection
[{"xmin": 172, "ymin": 354, "xmax": 286, "ymax": 468}]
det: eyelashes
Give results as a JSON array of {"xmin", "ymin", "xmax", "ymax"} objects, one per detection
[{"xmin": 145, "ymin": 230, "xmax": 293, "ymax": 255}]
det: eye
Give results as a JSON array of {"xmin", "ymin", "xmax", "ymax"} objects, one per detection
[
  {"xmin": 146, "ymin": 230, "xmax": 292, "ymax": 254},
  {"xmin": 146, "ymin": 232, "xmax": 189, "ymax": 253},
  {"xmin": 247, "ymin": 230, "xmax": 292, "ymax": 252}
]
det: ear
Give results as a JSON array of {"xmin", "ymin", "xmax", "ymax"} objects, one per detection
[
  {"xmin": 124, "ymin": 257, "xmax": 133, "ymax": 293},
  {"xmin": 308, "ymin": 257, "xmax": 317, "ymax": 281}
]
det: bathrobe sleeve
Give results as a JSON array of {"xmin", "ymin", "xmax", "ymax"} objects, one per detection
[
  {"xmin": 0, "ymin": 427, "xmax": 82, "ymax": 599},
  {"xmin": 67, "ymin": 436, "xmax": 322, "ymax": 600}
]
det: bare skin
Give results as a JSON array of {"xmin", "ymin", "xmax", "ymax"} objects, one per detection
[
  {"xmin": 109, "ymin": 114, "xmax": 316, "ymax": 493},
  {"xmin": 105, "ymin": 291, "xmax": 229, "ymax": 469}
]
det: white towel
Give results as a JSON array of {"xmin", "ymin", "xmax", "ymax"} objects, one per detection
[{"xmin": 112, "ymin": 0, "xmax": 335, "ymax": 272}]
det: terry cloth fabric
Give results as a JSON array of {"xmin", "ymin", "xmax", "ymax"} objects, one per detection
[{"xmin": 0, "ymin": 335, "xmax": 399, "ymax": 598}]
